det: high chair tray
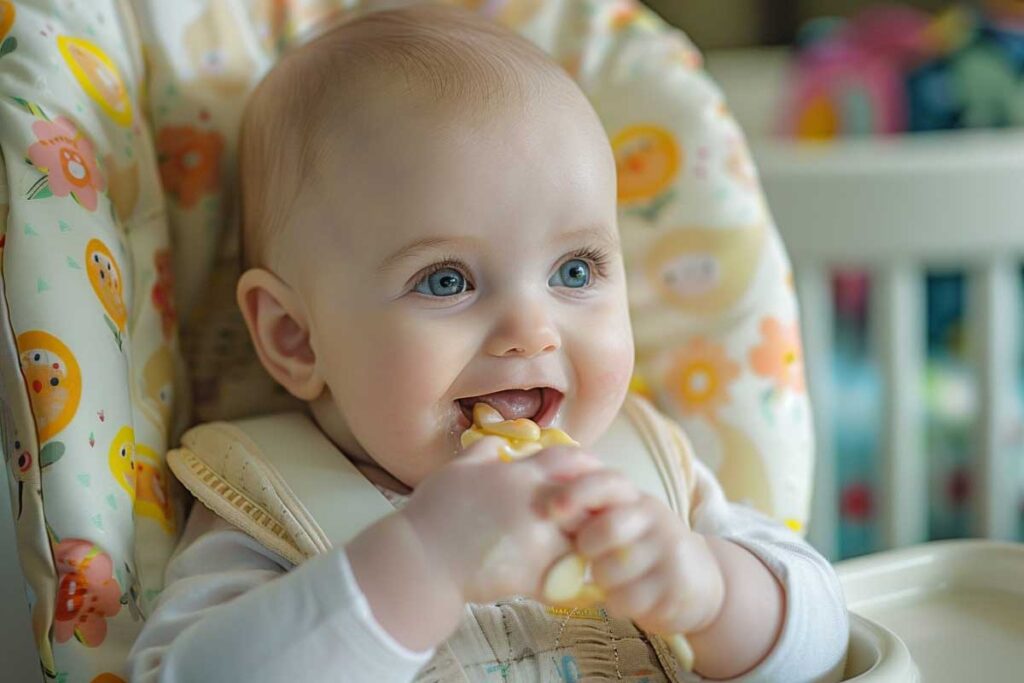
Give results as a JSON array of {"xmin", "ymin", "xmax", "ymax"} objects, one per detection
[{"xmin": 836, "ymin": 539, "xmax": 1024, "ymax": 682}]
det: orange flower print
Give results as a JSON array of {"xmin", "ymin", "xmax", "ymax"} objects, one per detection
[
  {"xmin": 156, "ymin": 126, "xmax": 224, "ymax": 209},
  {"xmin": 666, "ymin": 338, "xmax": 740, "ymax": 419},
  {"xmin": 750, "ymin": 317, "xmax": 806, "ymax": 393},
  {"xmin": 152, "ymin": 248, "xmax": 177, "ymax": 341},
  {"xmin": 53, "ymin": 539, "xmax": 122, "ymax": 647},
  {"xmin": 27, "ymin": 117, "xmax": 105, "ymax": 211}
]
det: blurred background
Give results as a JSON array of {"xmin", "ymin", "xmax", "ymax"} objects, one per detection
[
  {"xmin": 646, "ymin": 0, "xmax": 950, "ymax": 49},
  {"xmin": 641, "ymin": 0, "xmax": 1024, "ymax": 560}
]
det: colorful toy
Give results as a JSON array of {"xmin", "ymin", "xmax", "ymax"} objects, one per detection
[
  {"xmin": 780, "ymin": 6, "xmax": 935, "ymax": 139},
  {"xmin": 781, "ymin": 2, "xmax": 1024, "ymax": 137}
]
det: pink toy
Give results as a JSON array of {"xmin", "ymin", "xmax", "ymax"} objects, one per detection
[{"xmin": 780, "ymin": 6, "xmax": 934, "ymax": 139}]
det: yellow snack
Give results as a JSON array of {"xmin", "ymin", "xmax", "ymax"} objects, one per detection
[
  {"xmin": 459, "ymin": 402, "xmax": 696, "ymax": 672},
  {"xmin": 460, "ymin": 403, "xmax": 576, "ymax": 461}
]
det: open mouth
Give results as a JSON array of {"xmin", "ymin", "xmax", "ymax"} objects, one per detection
[{"xmin": 456, "ymin": 387, "xmax": 563, "ymax": 428}]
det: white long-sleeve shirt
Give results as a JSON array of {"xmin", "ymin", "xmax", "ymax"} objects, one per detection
[{"xmin": 127, "ymin": 457, "xmax": 847, "ymax": 682}]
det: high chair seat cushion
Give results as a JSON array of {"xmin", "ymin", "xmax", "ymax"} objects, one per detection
[
  {"xmin": 0, "ymin": 1, "xmax": 813, "ymax": 680},
  {"xmin": 0, "ymin": 1, "xmax": 190, "ymax": 680}
]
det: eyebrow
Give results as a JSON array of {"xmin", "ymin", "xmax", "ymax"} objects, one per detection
[
  {"xmin": 376, "ymin": 225, "xmax": 619, "ymax": 274},
  {"xmin": 376, "ymin": 236, "xmax": 479, "ymax": 274},
  {"xmin": 555, "ymin": 224, "xmax": 620, "ymax": 251}
]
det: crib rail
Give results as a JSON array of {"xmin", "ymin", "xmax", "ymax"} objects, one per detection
[{"xmin": 755, "ymin": 132, "xmax": 1024, "ymax": 557}]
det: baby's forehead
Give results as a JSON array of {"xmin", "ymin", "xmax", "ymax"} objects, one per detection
[{"xmin": 240, "ymin": 4, "xmax": 604, "ymax": 271}]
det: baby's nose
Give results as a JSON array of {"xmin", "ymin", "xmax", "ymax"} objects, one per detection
[{"xmin": 485, "ymin": 300, "xmax": 561, "ymax": 359}]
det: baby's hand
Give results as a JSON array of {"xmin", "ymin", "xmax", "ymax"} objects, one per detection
[
  {"xmin": 401, "ymin": 438, "xmax": 603, "ymax": 606},
  {"xmin": 545, "ymin": 470, "xmax": 725, "ymax": 636}
]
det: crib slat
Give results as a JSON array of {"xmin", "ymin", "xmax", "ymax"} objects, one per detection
[
  {"xmin": 969, "ymin": 259, "xmax": 1022, "ymax": 540},
  {"xmin": 795, "ymin": 265, "xmax": 838, "ymax": 560},
  {"xmin": 873, "ymin": 264, "xmax": 928, "ymax": 549}
]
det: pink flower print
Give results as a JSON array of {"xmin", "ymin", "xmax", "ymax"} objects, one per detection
[
  {"xmin": 749, "ymin": 317, "xmax": 806, "ymax": 394},
  {"xmin": 27, "ymin": 117, "xmax": 104, "ymax": 211},
  {"xmin": 53, "ymin": 539, "xmax": 121, "ymax": 647}
]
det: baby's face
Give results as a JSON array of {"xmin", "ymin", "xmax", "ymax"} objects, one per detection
[{"xmin": 291, "ymin": 92, "xmax": 633, "ymax": 487}]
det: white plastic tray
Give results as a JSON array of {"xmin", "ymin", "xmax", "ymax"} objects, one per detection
[{"xmin": 837, "ymin": 540, "xmax": 1024, "ymax": 682}]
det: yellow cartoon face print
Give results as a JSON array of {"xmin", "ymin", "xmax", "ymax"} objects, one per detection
[
  {"xmin": 17, "ymin": 331, "xmax": 82, "ymax": 443},
  {"xmin": 86, "ymin": 238, "xmax": 127, "ymax": 333},
  {"xmin": 108, "ymin": 425, "xmax": 136, "ymax": 501},
  {"xmin": 140, "ymin": 345, "xmax": 174, "ymax": 432},
  {"xmin": 135, "ymin": 443, "xmax": 176, "ymax": 534},
  {"xmin": 644, "ymin": 225, "xmax": 766, "ymax": 314},
  {"xmin": 58, "ymin": 36, "xmax": 132, "ymax": 127},
  {"xmin": 612, "ymin": 124, "xmax": 682, "ymax": 204}
]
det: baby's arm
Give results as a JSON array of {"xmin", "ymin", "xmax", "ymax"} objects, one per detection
[
  {"xmin": 685, "ymin": 459, "xmax": 848, "ymax": 681},
  {"xmin": 127, "ymin": 504, "xmax": 432, "ymax": 683}
]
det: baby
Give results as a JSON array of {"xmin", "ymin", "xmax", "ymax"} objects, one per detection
[{"xmin": 129, "ymin": 5, "xmax": 847, "ymax": 682}]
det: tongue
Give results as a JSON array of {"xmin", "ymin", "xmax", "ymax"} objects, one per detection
[{"xmin": 463, "ymin": 389, "xmax": 543, "ymax": 421}]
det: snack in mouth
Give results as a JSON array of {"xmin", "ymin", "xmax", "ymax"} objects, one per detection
[
  {"xmin": 460, "ymin": 402, "xmax": 576, "ymax": 461},
  {"xmin": 458, "ymin": 401, "xmax": 695, "ymax": 672}
]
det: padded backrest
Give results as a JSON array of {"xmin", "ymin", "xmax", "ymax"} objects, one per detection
[
  {"xmin": 0, "ymin": 1, "xmax": 813, "ymax": 680},
  {"xmin": 0, "ymin": 1, "xmax": 190, "ymax": 680}
]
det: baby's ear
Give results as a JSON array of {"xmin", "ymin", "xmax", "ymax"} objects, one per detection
[{"xmin": 236, "ymin": 269, "xmax": 324, "ymax": 401}]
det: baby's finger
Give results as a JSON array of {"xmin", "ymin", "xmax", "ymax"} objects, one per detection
[
  {"xmin": 544, "ymin": 469, "xmax": 640, "ymax": 529},
  {"xmin": 603, "ymin": 565, "xmax": 668, "ymax": 621},
  {"xmin": 529, "ymin": 446, "xmax": 604, "ymax": 482},
  {"xmin": 590, "ymin": 529, "xmax": 664, "ymax": 589},
  {"xmin": 575, "ymin": 501, "xmax": 655, "ymax": 559}
]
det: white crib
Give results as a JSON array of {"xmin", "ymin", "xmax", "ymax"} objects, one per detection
[
  {"xmin": 707, "ymin": 48, "xmax": 1024, "ymax": 561},
  {"xmin": 761, "ymin": 132, "xmax": 1024, "ymax": 558},
  {"xmin": 705, "ymin": 48, "xmax": 1024, "ymax": 682}
]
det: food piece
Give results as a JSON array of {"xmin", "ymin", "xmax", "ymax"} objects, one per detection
[
  {"xmin": 460, "ymin": 402, "xmax": 576, "ymax": 461},
  {"xmin": 542, "ymin": 553, "xmax": 588, "ymax": 604}
]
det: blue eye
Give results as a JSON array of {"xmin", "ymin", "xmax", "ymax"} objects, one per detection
[
  {"xmin": 549, "ymin": 259, "xmax": 590, "ymax": 289},
  {"xmin": 415, "ymin": 267, "xmax": 469, "ymax": 297}
]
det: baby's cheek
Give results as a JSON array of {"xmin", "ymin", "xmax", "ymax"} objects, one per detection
[{"xmin": 572, "ymin": 329, "xmax": 634, "ymax": 442}]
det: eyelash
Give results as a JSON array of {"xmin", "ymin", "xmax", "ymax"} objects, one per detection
[{"xmin": 411, "ymin": 247, "xmax": 612, "ymax": 293}]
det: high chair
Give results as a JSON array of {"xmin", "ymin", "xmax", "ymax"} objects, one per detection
[{"xmin": 0, "ymin": 1, "xmax": 974, "ymax": 681}]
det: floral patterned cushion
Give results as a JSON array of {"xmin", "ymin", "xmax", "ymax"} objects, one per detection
[
  {"xmin": 0, "ymin": 1, "xmax": 813, "ymax": 681},
  {"xmin": 0, "ymin": 1, "xmax": 189, "ymax": 680}
]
